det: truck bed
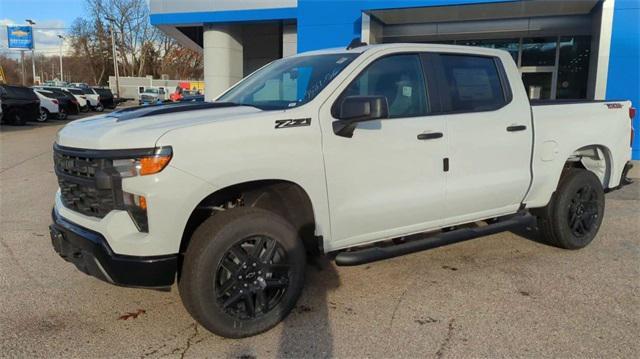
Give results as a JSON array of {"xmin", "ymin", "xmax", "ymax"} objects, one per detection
[{"xmin": 524, "ymin": 100, "xmax": 633, "ymax": 208}]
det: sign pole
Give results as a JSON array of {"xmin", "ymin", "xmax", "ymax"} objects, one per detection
[
  {"xmin": 110, "ymin": 25, "xmax": 121, "ymax": 98},
  {"xmin": 31, "ymin": 48, "xmax": 36, "ymax": 85},
  {"xmin": 20, "ymin": 50, "xmax": 25, "ymax": 86}
]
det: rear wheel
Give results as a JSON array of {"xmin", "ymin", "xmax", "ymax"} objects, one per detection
[
  {"xmin": 57, "ymin": 108, "xmax": 67, "ymax": 120},
  {"xmin": 179, "ymin": 207, "xmax": 306, "ymax": 338},
  {"xmin": 534, "ymin": 168, "xmax": 605, "ymax": 249},
  {"xmin": 38, "ymin": 108, "xmax": 49, "ymax": 122},
  {"xmin": 95, "ymin": 103, "xmax": 104, "ymax": 112}
]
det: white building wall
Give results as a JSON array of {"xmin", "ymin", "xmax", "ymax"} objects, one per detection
[
  {"xmin": 150, "ymin": 0, "xmax": 297, "ymax": 14},
  {"xmin": 282, "ymin": 22, "xmax": 297, "ymax": 57},
  {"xmin": 203, "ymin": 24, "xmax": 244, "ymax": 100}
]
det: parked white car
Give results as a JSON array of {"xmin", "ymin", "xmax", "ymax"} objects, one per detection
[
  {"xmin": 65, "ymin": 88, "xmax": 90, "ymax": 112},
  {"xmin": 70, "ymin": 86, "xmax": 103, "ymax": 112},
  {"xmin": 50, "ymin": 43, "xmax": 635, "ymax": 338},
  {"xmin": 33, "ymin": 89, "xmax": 60, "ymax": 122}
]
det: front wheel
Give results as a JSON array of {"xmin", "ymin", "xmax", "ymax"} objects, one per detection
[
  {"xmin": 533, "ymin": 168, "xmax": 605, "ymax": 249},
  {"xmin": 179, "ymin": 207, "xmax": 306, "ymax": 338}
]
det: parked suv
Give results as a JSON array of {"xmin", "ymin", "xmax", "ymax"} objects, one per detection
[
  {"xmin": 50, "ymin": 43, "xmax": 634, "ymax": 338},
  {"xmin": 0, "ymin": 85, "xmax": 40, "ymax": 125},
  {"xmin": 92, "ymin": 87, "xmax": 116, "ymax": 109},
  {"xmin": 35, "ymin": 87, "xmax": 80, "ymax": 118}
]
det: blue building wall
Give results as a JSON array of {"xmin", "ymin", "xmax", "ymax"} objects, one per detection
[
  {"xmin": 295, "ymin": 0, "xmax": 512, "ymax": 52},
  {"xmin": 606, "ymin": 0, "xmax": 640, "ymax": 160}
]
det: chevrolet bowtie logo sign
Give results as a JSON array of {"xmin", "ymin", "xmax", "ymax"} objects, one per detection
[{"xmin": 6, "ymin": 25, "xmax": 34, "ymax": 49}]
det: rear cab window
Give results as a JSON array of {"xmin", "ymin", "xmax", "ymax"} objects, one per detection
[{"xmin": 436, "ymin": 54, "xmax": 510, "ymax": 113}]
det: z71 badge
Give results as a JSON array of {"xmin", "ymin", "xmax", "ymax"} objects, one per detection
[{"xmin": 275, "ymin": 118, "xmax": 311, "ymax": 129}]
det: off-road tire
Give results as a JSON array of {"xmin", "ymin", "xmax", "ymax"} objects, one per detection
[
  {"xmin": 179, "ymin": 207, "xmax": 306, "ymax": 338},
  {"xmin": 533, "ymin": 168, "xmax": 605, "ymax": 249}
]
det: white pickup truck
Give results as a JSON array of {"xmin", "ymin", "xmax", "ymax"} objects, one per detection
[{"xmin": 50, "ymin": 43, "xmax": 634, "ymax": 338}]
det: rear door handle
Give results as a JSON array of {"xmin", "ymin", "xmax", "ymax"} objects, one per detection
[
  {"xmin": 507, "ymin": 125, "xmax": 527, "ymax": 132},
  {"xmin": 417, "ymin": 132, "xmax": 443, "ymax": 140}
]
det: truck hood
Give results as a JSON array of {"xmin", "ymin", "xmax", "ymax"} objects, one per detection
[{"xmin": 56, "ymin": 103, "xmax": 261, "ymax": 149}]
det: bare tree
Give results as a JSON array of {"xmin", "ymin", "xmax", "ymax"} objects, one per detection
[{"xmin": 64, "ymin": 0, "xmax": 202, "ymax": 85}]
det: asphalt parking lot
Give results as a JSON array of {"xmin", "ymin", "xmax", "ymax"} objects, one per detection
[{"xmin": 1, "ymin": 115, "xmax": 639, "ymax": 358}]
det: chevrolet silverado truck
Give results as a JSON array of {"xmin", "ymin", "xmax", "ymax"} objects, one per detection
[{"xmin": 49, "ymin": 43, "xmax": 635, "ymax": 338}]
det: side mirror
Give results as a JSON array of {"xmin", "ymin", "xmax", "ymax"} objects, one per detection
[{"xmin": 334, "ymin": 95, "xmax": 389, "ymax": 137}]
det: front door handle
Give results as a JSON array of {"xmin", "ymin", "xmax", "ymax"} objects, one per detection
[
  {"xmin": 507, "ymin": 125, "xmax": 527, "ymax": 132},
  {"xmin": 417, "ymin": 132, "xmax": 443, "ymax": 140}
]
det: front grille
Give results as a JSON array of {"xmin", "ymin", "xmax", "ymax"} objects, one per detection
[
  {"xmin": 58, "ymin": 178, "xmax": 115, "ymax": 217},
  {"xmin": 54, "ymin": 151, "xmax": 98, "ymax": 178},
  {"xmin": 53, "ymin": 146, "xmax": 117, "ymax": 218}
]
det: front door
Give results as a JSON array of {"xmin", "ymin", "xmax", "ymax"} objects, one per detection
[{"xmin": 320, "ymin": 54, "xmax": 447, "ymax": 249}]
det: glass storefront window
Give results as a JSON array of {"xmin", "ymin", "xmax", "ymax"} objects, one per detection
[
  {"xmin": 420, "ymin": 35, "xmax": 592, "ymax": 100},
  {"xmin": 522, "ymin": 72, "xmax": 553, "ymax": 100},
  {"xmin": 521, "ymin": 37, "xmax": 557, "ymax": 67},
  {"xmin": 456, "ymin": 39, "xmax": 519, "ymax": 63},
  {"xmin": 556, "ymin": 36, "xmax": 591, "ymax": 99}
]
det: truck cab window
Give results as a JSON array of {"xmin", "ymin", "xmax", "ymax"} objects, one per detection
[
  {"xmin": 337, "ymin": 54, "xmax": 429, "ymax": 118},
  {"xmin": 439, "ymin": 55, "xmax": 505, "ymax": 112}
]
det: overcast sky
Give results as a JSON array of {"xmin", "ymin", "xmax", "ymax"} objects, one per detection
[{"xmin": 0, "ymin": 0, "xmax": 84, "ymax": 57}]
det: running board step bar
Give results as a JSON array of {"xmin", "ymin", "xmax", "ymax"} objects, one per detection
[{"xmin": 334, "ymin": 213, "xmax": 536, "ymax": 266}]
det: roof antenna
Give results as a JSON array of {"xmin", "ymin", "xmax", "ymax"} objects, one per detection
[{"xmin": 347, "ymin": 38, "xmax": 368, "ymax": 50}]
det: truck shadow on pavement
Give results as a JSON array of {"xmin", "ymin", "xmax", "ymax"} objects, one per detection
[{"xmin": 275, "ymin": 255, "xmax": 340, "ymax": 358}]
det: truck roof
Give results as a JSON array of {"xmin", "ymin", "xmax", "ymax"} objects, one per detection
[{"xmin": 297, "ymin": 43, "xmax": 511, "ymax": 59}]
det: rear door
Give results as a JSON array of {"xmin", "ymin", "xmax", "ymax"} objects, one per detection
[{"xmin": 432, "ymin": 53, "xmax": 532, "ymax": 222}]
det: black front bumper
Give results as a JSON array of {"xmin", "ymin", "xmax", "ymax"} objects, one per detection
[{"xmin": 50, "ymin": 209, "xmax": 177, "ymax": 288}]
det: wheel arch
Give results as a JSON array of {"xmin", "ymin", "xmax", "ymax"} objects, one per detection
[
  {"xmin": 180, "ymin": 179, "xmax": 319, "ymax": 256},
  {"xmin": 565, "ymin": 144, "xmax": 613, "ymax": 188}
]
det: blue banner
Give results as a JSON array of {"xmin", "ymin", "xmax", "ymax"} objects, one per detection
[{"xmin": 7, "ymin": 26, "xmax": 34, "ymax": 49}]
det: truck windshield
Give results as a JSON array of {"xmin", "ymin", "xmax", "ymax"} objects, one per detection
[{"xmin": 218, "ymin": 53, "xmax": 358, "ymax": 110}]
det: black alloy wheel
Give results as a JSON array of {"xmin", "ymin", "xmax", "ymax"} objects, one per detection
[
  {"xmin": 567, "ymin": 184, "xmax": 600, "ymax": 237},
  {"xmin": 215, "ymin": 235, "xmax": 290, "ymax": 319},
  {"xmin": 533, "ymin": 168, "xmax": 605, "ymax": 249},
  {"xmin": 179, "ymin": 207, "xmax": 306, "ymax": 338}
]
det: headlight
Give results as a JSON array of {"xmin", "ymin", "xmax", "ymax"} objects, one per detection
[
  {"xmin": 111, "ymin": 146, "xmax": 172, "ymax": 232},
  {"xmin": 112, "ymin": 146, "xmax": 172, "ymax": 177}
]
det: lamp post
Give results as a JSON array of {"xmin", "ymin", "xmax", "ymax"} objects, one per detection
[
  {"xmin": 26, "ymin": 19, "xmax": 36, "ymax": 85},
  {"xmin": 105, "ymin": 17, "xmax": 120, "ymax": 98},
  {"xmin": 57, "ymin": 35, "xmax": 65, "ymax": 82}
]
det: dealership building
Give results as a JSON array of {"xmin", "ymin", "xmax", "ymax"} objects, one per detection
[{"xmin": 149, "ymin": 0, "xmax": 639, "ymax": 159}]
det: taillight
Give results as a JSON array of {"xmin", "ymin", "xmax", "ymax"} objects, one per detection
[
  {"xmin": 52, "ymin": 99, "xmax": 59, "ymax": 105},
  {"xmin": 631, "ymin": 107, "xmax": 636, "ymax": 146}
]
